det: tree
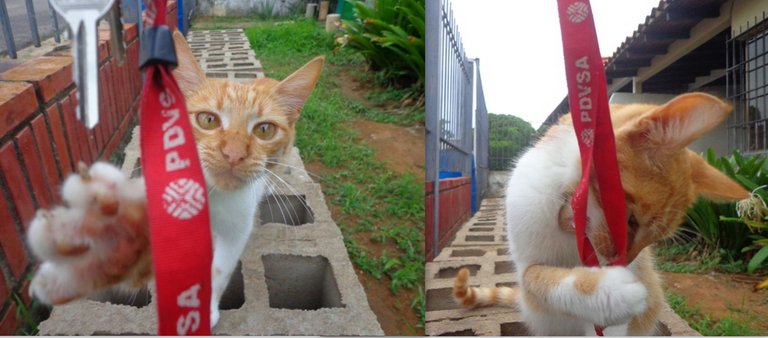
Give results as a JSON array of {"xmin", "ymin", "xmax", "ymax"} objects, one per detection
[{"xmin": 488, "ymin": 114, "xmax": 535, "ymax": 170}]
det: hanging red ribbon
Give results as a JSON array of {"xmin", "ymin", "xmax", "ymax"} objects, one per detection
[
  {"xmin": 140, "ymin": 0, "xmax": 212, "ymax": 335},
  {"xmin": 556, "ymin": 0, "xmax": 628, "ymax": 335}
]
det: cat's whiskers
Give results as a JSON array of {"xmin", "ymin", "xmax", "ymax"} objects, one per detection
[
  {"xmin": 263, "ymin": 160, "xmax": 322, "ymax": 180},
  {"xmin": 262, "ymin": 167, "xmax": 313, "ymax": 221},
  {"xmin": 263, "ymin": 177, "xmax": 295, "ymax": 225}
]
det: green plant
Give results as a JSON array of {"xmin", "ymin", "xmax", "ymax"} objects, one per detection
[
  {"xmin": 685, "ymin": 149, "xmax": 768, "ymax": 258},
  {"xmin": 12, "ymin": 293, "xmax": 40, "ymax": 335},
  {"xmin": 257, "ymin": 0, "xmax": 277, "ymax": 20},
  {"xmin": 338, "ymin": 0, "xmax": 425, "ymax": 89}
]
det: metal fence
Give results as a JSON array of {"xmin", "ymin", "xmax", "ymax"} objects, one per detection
[
  {"xmin": 0, "ymin": 0, "xmax": 196, "ymax": 59},
  {"xmin": 426, "ymin": 0, "xmax": 489, "ymax": 256},
  {"xmin": 474, "ymin": 61, "xmax": 489, "ymax": 210}
]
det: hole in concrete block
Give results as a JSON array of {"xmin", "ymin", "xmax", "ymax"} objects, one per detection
[
  {"xmin": 87, "ymin": 287, "xmax": 151, "ymax": 308},
  {"xmin": 500, "ymin": 322, "xmax": 529, "ymax": 335},
  {"xmin": 495, "ymin": 261, "xmax": 516, "ymax": 274},
  {"xmin": 234, "ymin": 62, "xmax": 253, "ymax": 67},
  {"xmin": 232, "ymin": 57, "xmax": 248, "ymax": 61},
  {"xmin": 207, "ymin": 58, "xmax": 224, "ymax": 63},
  {"xmin": 450, "ymin": 249, "xmax": 486, "ymax": 257},
  {"xmin": 235, "ymin": 73, "xmax": 258, "ymax": 79},
  {"xmin": 473, "ymin": 222, "xmax": 496, "ymax": 226},
  {"xmin": 497, "ymin": 248, "xmax": 508, "ymax": 256},
  {"xmin": 262, "ymin": 254, "xmax": 345, "ymax": 310},
  {"xmin": 209, "ymin": 63, "xmax": 226, "ymax": 68},
  {"xmin": 210, "ymin": 53, "xmax": 224, "ymax": 56},
  {"xmin": 496, "ymin": 282, "xmax": 516, "ymax": 288},
  {"xmin": 206, "ymin": 72, "xmax": 227, "ymax": 78},
  {"xmin": 426, "ymin": 288, "xmax": 461, "ymax": 311},
  {"xmin": 232, "ymin": 51, "xmax": 247, "ymax": 55},
  {"xmin": 436, "ymin": 264, "xmax": 480, "ymax": 279},
  {"xmin": 258, "ymin": 194, "xmax": 314, "ymax": 225},
  {"xmin": 656, "ymin": 322, "xmax": 672, "ymax": 336},
  {"xmin": 439, "ymin": 329, "xmax": 477, "ymax": 336},
  {"xmin": 469, "ymin": 227, "xmax": 493, "ymax": 232},
  {"xmin": 219, "ymin": 261, "xmax": 245, "ymax": 310},
  {"xmin": 466, "ymin": 235, "xmax": 494, "ymax": 242}
]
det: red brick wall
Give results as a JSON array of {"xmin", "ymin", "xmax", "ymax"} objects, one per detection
[
  {"xmin": 425, "ymin": 177, "xmax": 472, "ymax": 262},
  {"xmin": 0, "ymin": 3, "xmax": 176, "ymax": 333}
]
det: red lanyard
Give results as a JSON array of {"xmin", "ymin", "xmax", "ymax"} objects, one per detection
[
  {"xmin": 139, "ymin": 0, "xmax": 212, "ymax": 335},
  {"xmin": 557, "ymin": 1, "xmax": 628, "ymax": 335}
]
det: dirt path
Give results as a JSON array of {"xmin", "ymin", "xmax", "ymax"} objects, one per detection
[{"xmin": 663, "ymin": 271, "xmax": 768, "ymax": 333}]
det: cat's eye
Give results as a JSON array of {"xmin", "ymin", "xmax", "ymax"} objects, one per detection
[
  {"xmin": 253, "ymin": 122, "xmax": 278, "ymax": 140},
  {"xmin": 196, "ymin": 112, "xmax": 221, "ymax": 130}
]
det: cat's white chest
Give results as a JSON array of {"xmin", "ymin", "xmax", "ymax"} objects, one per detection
[{"xmin": 207, "ymin": 179, "xmax": 266, "ymax": 238}]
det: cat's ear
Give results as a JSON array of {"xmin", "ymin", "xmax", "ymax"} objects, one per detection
[
  {"xmin": 688, "ymin": 151, "xmax": 750, "ymax": 201},
  {"xmin": 270, "ymin": 56, "xmax": 325, "ymax": 121},
  {"xmin": 633, "ymin": 93, "xmax": 732, "ymax": 151},
  {"xmin": 171, "ymin": 30, "xmax": 206, "ymax": 94}
]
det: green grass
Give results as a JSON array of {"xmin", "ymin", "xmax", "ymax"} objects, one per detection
[
  {"xmin": 244, "ymin": 19, "xmax": 425, "ymax": 331},
  {"xmin": 655, "ymin": 241, "xmax": 749, "ymax": 274},
  {"xmin": 666, "ymin": 291, "xmax": 761, "ymax": 336}
]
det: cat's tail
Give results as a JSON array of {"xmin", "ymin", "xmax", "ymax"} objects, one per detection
[{"xmin": 453, "ymin": 268, "xmax": 517, "ymax": 308}]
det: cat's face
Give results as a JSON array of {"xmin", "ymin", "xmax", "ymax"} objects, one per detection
[
  {"xmin": 170, "ymin": 31, "xmax": 323, "ymax": 190},
  {"xmin": 582, "ymin": 93, "xmax": 749, "ymax": 263}
]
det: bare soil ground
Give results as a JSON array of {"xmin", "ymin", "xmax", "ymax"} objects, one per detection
[{"xmin": 663, "ymin": 271, "xmax": 768, "ymax": 333}]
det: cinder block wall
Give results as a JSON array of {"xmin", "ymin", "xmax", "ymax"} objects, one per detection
[
  {"xmin": 0, "ymin": 3, "xmax": 176, "ymax": 333},
  {"xmin": 425, "ymin": 177, "xmax": 472, "ymax": 261}
]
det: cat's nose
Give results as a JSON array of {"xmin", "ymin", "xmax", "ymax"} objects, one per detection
[
  {"xmin": 221, "ymin": 148, "xmax": 246, "ymax": 167},
  {"xmin": 222, "ymin": 152, "xmax": 245, "ymax": 167}
]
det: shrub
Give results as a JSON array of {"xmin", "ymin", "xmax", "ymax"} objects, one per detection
[
  {"xmin": 337, "ymin": 0, "xmax": 425, "ymax": 89},
  {"xmin": 684, "ymin": 149, "xmax": 768, "ymax": 274}
]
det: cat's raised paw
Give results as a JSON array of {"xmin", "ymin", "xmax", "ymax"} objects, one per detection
[
  {"xmin": 591, "ymin": 266, "xmax": 648, "ymax": 326},
  {"xmin": 27, "ymin": 162, "xmax": 151, "ymax": 305}
]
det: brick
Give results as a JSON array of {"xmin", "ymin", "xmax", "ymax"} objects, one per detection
[
  {"xmin": 45, "ymin": 104, "xmax": 73, "ymax": 177},
  {"xmin": 67, "ymin": 92, "xmax": 94, "ymax": 164},
  {"xmin": 59, "ymin": 95, "xmax": 84, "ymax": 166},
  {"xmin": 0, "ymin": 302, "xmax": 19, "ymax": 335},
  {"xmin": 0, "ymin": 272, "xmax": 8, "ymax": 315},
  {"xmin": 16, "ymin": 128, "xmax": 54, "ymax": 208},
  {"xmin": 98, "ymin": 40, "xmax": 110, "ymax": 63},
  {"xmin": 0, "ymin": 143, "xmax": 36, "ymax": 226},
  {"xmin": 0, "ymin": 195, "xmax": 28, "ymax": 279},
  {"xmin": 104, "ymin": 63, "xmax": 116, "ymax": 134},
  {"xmin": 0, "ymin": 57, "xmax": 72, "ymax": 103},
  {"xmin": 123, "ymin": 23, "xmax": 138, "ymax": 43},
  {"xmin": 0, "ymin": 82, "xmax": 37, "ymax": 137},
  {"xmin": 31, "ymin": 115, "xmax": 62, "ymax": 190}
]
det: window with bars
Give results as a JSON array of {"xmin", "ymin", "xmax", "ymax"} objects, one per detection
[{"xmin": 728, "ymin": 19, "xmax": 768, "ymax": 154}]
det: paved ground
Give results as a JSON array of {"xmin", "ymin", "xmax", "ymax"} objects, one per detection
[
  {"xmin": 425, "ymin": 198, "xmax": 701, "ymax": 336},
  {"xmin": 0, "ymin": 0, "xmax": 57, "ymax": 57}
]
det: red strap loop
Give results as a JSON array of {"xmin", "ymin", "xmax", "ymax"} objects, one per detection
[
  {"xmin": 140, "ymin": 0, "xmax": 213, "ymax": 335},
  {"xmin": 557, "ymin": 0, "xmax": 629, "ymax": 335}
]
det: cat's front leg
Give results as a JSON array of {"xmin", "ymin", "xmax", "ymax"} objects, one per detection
[
  {"xmin": 28, "ymin": 162, "xmax": 151, "ymax": 304},
  {"xmin": 522, "ymin": 264, "xmax": 647, "ymax": 327}
]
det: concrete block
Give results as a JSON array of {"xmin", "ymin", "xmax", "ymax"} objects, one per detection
[
  {"xmin": 426, "ymin": 312, "xmax": 526, "ymax": 336},
  {"xmin": 187, "ymin": 29, "xmax": 266, "ymax": 81},
  {"xmin": 40, "ymin": 128, "xmax": 383, "ymax": 335}
]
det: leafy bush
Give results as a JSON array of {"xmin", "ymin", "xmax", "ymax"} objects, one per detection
[
  {"xmin": 684, "ymin": 149, "xmax": 768, "ymax": 274},
  {"xmin": 489, "ymin": 114, "xmax": 535, "ymax": 170},
  {"xmin": 338, "ymin": 0, "xmax": 425, "ymax": 88}
]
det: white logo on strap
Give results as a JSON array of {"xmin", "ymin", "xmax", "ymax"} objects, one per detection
[
  {"xmin": 567, "ymin": 2, "xmax": 589, "ymax": 23},
  {"xmin": 163, "ymin": 178, "xmax": 206, "ymax": 219},
  {"xmin": 581, "ymin": 128, "xmax": 595, "ymax": 148}
]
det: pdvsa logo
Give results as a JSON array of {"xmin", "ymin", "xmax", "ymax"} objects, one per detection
[
  {"xmin": 163, "ymin": 178, "xmax": 206, "ymax": 220},
  {"xmin": 567, "ymin": 2, "xmax": 590, "ymax": 23}
]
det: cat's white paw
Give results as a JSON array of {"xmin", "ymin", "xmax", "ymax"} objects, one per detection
[
  {"xmin": 589, "ymin": 266, "xmax": 648, "ymax": 326},
  {"xmin": 27, "ymin": 162, "xmax": 150, "ymax": 305}
]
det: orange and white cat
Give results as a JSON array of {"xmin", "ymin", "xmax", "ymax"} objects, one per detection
[
  {"xmin": 453, "ymin": 93, "xmax": 749, "ymax": 335},
  {"xmin": 26, "ymin": 30, "xmax": 324, "ymax": 328}
]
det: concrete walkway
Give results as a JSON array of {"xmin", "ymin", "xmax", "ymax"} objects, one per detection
[
  {"xmin": 37, "ymin": 29, "xmax": 382, "ymax": 336},
  {"xmin": 425, "ymin": 198, "xmax": 700, "ymax": 336}
]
